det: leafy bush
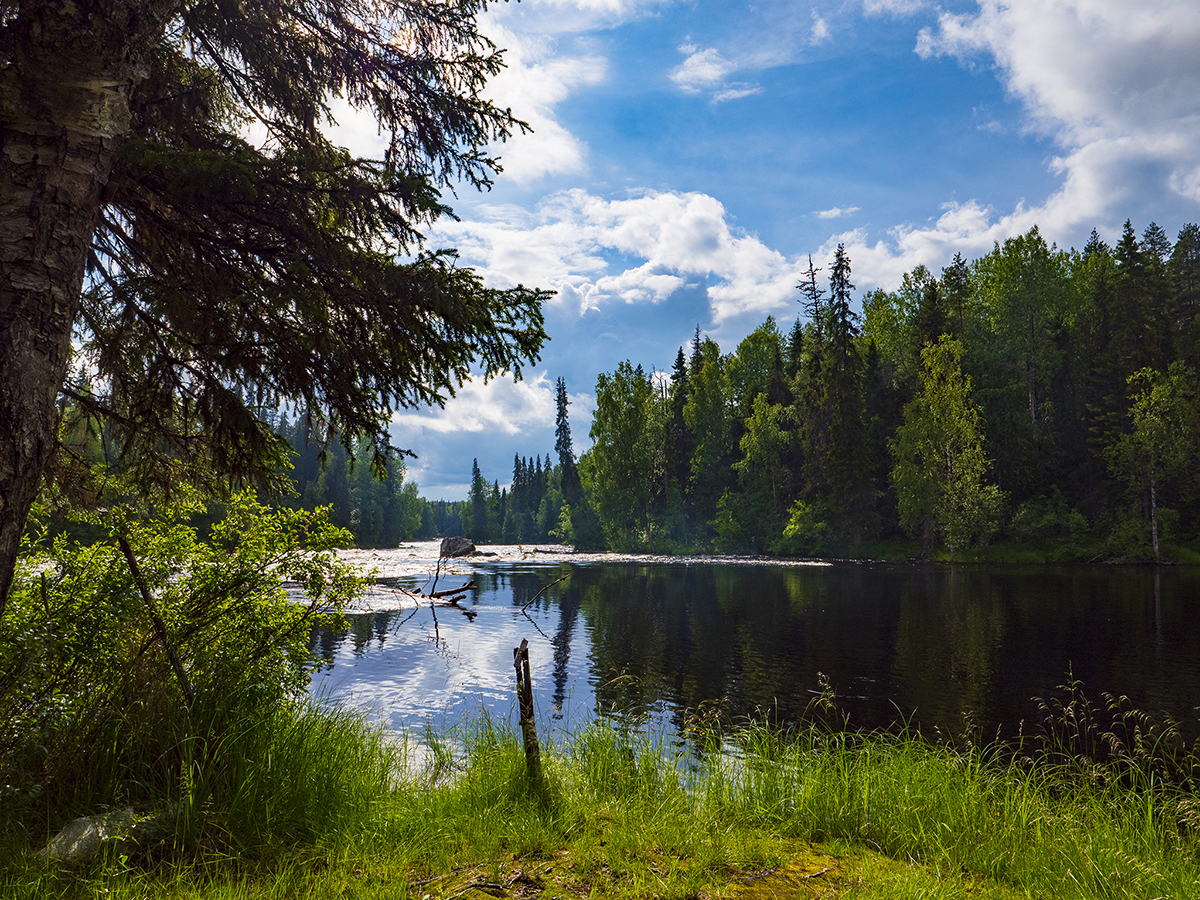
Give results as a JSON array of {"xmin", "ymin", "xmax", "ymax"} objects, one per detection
[
  {"xmin": 0, "ymin": 492, "xmax": 362, "ymax": 827},
  {"xmin": 772, "ymin": 500, "xmax": 832, "ymax": 557}
]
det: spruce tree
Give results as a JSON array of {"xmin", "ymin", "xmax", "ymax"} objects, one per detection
[
  {"xmin": 555, "ymin": 377, "xmax": 583, "ymax": 506},
  {"xmin": 941, "ymin": 252, "xmax": 971, "ymax": 338},
  {"xmin": 797, "ymin": 255, "xmax": 827, "ymax": 345},
  {"xmin": 666, "ymin": 348, "xmax": 693, "ymax": 502},
  {"xmin": 786, "ymin": 319, "xmax": 805, "ymax": 379},
  {"xmin": 1171, "ymin": 224, "xmax": 1200, "ymax": 366},
  {"xmin": 0, "ymin": 0, "xmax": 550, "ymax": 613},
  {"xmin": 468, "ymin": 459, "xmax": 488, "ymax": 542}
]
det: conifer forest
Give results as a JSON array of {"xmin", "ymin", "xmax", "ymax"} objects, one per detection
[{"xmin": 281, "ymin": 220, "xmax": 1200, "ymax": 563}]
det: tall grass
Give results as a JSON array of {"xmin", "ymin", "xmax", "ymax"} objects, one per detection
[
  {"xmin": 711, "ymin": 724, "xmax": 1200, "ymax": 898},
  {"xmin": 7, "ymin": 699, "xmax": 1200, "ymax": 898}
]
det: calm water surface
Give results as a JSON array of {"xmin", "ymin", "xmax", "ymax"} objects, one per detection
[{"xmin": 309, "ymin": 561, "xmax": 1200, "ymax": 740}]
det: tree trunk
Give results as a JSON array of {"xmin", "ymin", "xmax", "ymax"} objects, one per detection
[
  {"xmin": 0, "ymin": 0, "xmax": 174, "ymax": 616},
  {"xmin": 1150, "ymin": 476, "xmax": 1160, "ymax": 562}
]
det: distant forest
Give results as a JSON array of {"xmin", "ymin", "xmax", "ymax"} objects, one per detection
[{"xmin": 283, "ymin": 219, "xmax": 1200, "ymax": 562}]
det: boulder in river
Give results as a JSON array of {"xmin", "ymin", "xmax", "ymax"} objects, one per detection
[{"xmin": 439, "ymin": 536, "xmax": 476, "ymax": 558}]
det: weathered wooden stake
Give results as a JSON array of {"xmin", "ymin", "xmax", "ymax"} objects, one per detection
[{"xmin": 513, "ymin": 638, "xmax": 543, "ymax": 788}]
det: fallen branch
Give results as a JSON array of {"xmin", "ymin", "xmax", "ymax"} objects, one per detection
[
  {"xmin": 448, "ymin": 881, "xmax": 507, "ymax": 900},
  {"xmin": 520, "ymin": 574, "xmax": 570, "ymax": 612},
  {"xmin": 429, "ymin": 580, "xmax": 475, "ymax": 599}
]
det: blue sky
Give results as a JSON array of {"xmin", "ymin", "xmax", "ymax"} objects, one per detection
[{"xmin": 334, "ymin": 0, "xmax": 1200, "ymax": 500}]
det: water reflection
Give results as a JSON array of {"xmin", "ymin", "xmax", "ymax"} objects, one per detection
[{"xmin": 309, "ymin": 562, "xmax": 1200, "ymax": 741}]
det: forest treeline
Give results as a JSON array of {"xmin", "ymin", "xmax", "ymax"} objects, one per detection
[
  {"xmin": 278, "ymin": 219, "xmax": 1200, "ymax": 562},
  {"xmin": 525, "ymin": 220, "xmax": 1200, "ymax": 561},
  {"xmin": 269, "ymin": 383, "xmax": 573, "ymax": 546}
]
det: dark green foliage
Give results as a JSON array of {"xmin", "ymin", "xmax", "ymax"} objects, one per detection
[
  {"xmin": 467, "ymin": 458, "xmax": 489, "ymax": 541},
  {"xmin": 567, "ymin": 222, "xmax": 1200, "ymax": 560},
  {"xmin": 1171, "ymin": 223, "xmax": 1200, "ymax": 367},
  {"xmin": 0, "ymin": 494, "xmax": 362, "ymax": 831},
  {"xmin": 270, "ymin": 417, "xmax": 431, "ymax": 546},
  {"xmin": 51, "ymin": 0, "xmax": 551, "ymax": 512},
  {"xmin": 556, "ymin": 377, "xmax": 583, "ymax": 507}
]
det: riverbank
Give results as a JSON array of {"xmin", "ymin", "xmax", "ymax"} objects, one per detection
[
  {"xmin": 336, "ymin": 540, "xmax": 833, "ymax": 578},
  {"xmin": 334, "ymin": 541, "xmax": 832, "ymax": 612},
  {"xmin": 334, "ymin": 540, "xmax": 1200, "ymax": 607},
  {"xmin": 6, "ymin": 707, "xmax": 1200, "ymax": 900}
]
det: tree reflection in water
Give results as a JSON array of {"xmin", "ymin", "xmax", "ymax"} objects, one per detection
[{"xmin": 310, "ymin": 562, "xmax": 1200, "ymax": 743}]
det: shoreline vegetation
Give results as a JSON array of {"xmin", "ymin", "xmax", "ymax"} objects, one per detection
[
  {"xmin": 7, "ymin": 506, "xmax": 1200, "ymax": 898},
  {"xmin": 6, "ymin": 699, "xmax": 1200, "ymax": 899},
  {"xmin": 17, "ymin": 217, "xmax": 1200, "ymax": 895}
]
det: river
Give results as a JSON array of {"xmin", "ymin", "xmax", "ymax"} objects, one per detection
[{"xmin": 309, "ymin": 544, "xmax": 1200, "ymax": 742}]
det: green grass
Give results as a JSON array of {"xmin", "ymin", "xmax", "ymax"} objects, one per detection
[{"xmin": 5, "ymin": 706, "xmax": 1200, "ymax": 899}]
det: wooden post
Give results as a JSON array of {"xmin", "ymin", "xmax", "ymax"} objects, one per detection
[{"xmin": 513, "ymin": 638, "xmax": 543, "ymax": 788}]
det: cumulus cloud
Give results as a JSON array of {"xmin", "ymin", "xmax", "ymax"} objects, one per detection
[
  {"xmin": 393, "ymin": 372, "xmax": 558, "ymax": 436},
  {"xmin": 916, "ymin": 0, "xmax": 1200, "ymax": 235},
  {"xmin": 434, "ymin": 189, "xmax": 807, "ymax": 324},
  {"xmin": 670, "ymin": 44, "xmax": 738, "ymax": 92},
  {"xmin": 820, "ymin": 200, "xmax": 1023, "ymax": 290},
  {"xmin": 479, "ymin": 23, "xmax": 607, "ymax": 184}
]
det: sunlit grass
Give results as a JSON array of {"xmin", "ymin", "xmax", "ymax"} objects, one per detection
[{"xmin": 5, "ymin": 704, "xmax": 1200, "ymax": 899}]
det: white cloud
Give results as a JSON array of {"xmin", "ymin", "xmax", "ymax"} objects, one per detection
[
  {"xmin": 393, "ymin": 372, "xmax": 557, "ymax": 436},
  {"xmin": 810, "ymin": 14, "xmax": 831, "ymax": 45},
  {"xmin": 480, "ymin": 22, "xmax": 607, "ymax": 184},
  {"xmin": 822, "ymin": 200, "xmax": 1020, "ymax": 291},
  {"xmin": 862, "ymin": 0, "xmax": 927, "ymax": 15},
  {"xmin": 670, "ymin": 45, "xmax": 738, "ymax": 93},
  {"xmin": 814, "ymin": 206, "xmax": 860, "ymax": 219},
  {"xmin": 915, "ymin": 0, "xmax": 1200, "ymax": 235},
  {"xmin": 670, "ymin": 43, "xmax": 762, "ymax": 102},
  {"xmin": 434, "ymin": 188, "xmax": 808, "ymax": 324},
  {"xmin": 713, "ymin": 85, "xmax": 764, "ymax": 103}
]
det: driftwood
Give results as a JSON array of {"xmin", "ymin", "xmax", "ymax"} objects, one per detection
[
  {"xmin": 393, "ymin": 578, "xmax": 478, "ymax": 622},
  {"xmin": 397, "ymin": 580, "xmax": 475, "ymax": 603},
  {"xmin": 520, "ymin": 574, "xmax": 570, "ymax": 612},
  {"xmin": 429, "ymin": 580, "xmax": 476, "ymax": 600}
]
